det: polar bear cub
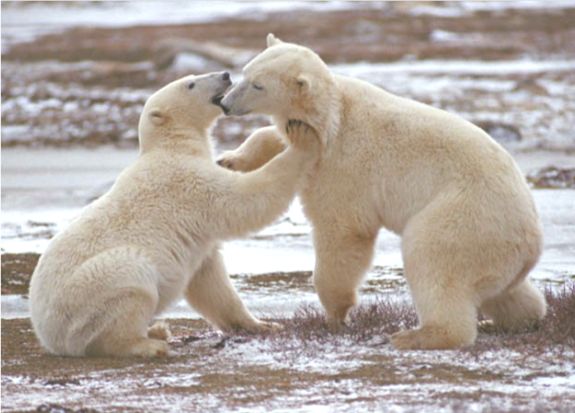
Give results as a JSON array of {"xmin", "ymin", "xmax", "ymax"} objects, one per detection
[
  {"xmin": 29, "ymin": 72, "xmax": 319, "ymax": 357},
  {"xmin": 218, "ymin": 35, "xmax": 546, "ymax": 349}
]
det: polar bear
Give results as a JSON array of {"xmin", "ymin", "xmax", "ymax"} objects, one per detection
[
  {"xmin": 217, "ymin": 35, "xmax": 546, "ymax": 349},
  {"xmin": 29, "ymin": 71, "xmax": 319, "ymax": 357}
]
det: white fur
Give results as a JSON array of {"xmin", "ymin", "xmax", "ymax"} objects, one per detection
[
  {"xmin": 29, "ymin": 72, "xmax": 319, "ymax": 357},
  {"xmin": 218, "ymin": 35, "xmax": 546, "ymax": 349}
]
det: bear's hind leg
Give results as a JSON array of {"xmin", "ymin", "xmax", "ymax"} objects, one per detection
[
  {"xmin": 68, "ymin": 248, "xmax": 168, "ymax": 358},
  {"xmin": 84, "ymin": 288, "xmax": 168, "ymax": 358},
  {"xmin": 391, "ymin": 263, "xmax": 479, "ymax": 350},
  {"xmin": 480, "ymin": 279, "xmax": 546, "ymax": 332},
  {"xmin": 393, "ymin": 221, "xmax": 480, "ymax": 349}
]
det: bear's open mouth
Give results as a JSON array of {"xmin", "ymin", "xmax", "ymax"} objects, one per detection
[{"xmin": 211, "ymin": 94, "xmax": 224, "ymax": 106}]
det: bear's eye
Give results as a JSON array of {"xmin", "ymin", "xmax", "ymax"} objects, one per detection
[
  {"xmin": 188, "ymin": 82, "xmax": 195, "ymax": 90},
  {"xmin": 253, "ymin": 83, "xmax": 264, "ymax": 91}
]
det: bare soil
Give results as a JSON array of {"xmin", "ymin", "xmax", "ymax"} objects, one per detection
[{"xmin": 1, "ymin": 253, "xmax": 40, "ymax": 295}]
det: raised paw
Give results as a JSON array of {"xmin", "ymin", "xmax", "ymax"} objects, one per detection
[{"xmin": 216, "ymin": 151, "xmax": 249, "ymax": 172}]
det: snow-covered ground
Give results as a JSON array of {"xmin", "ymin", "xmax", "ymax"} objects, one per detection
[
  {"xmin": 2, "ymin": 2, "xmax": 574, "ymax": 412},
  {"xmin": 3, "ymin": 0, "xmax": 573, "ymax": 49},
  {"xmin": 0, "ymin": 1, "xmax": 365, "ymax": 51}
]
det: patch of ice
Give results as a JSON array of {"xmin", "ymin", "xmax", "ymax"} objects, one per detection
[
  {"xmin": 460, "ymin": 0, "xmax": 575, "ymax": 12},
  {"xmin": 0, "ymin": 376, "xmax": 33, "ymax": 386},
  {"xmin": 0, "ymin": 125, "xmax": 32, "ymax": 142},
  {"xmin": 410, "ymin": 0, "xmax": 575, "ymax": 17},
  {"xmin": 532, "ymin": 374, "xmax": 575, "ymax": 387},
  {"xmin": 408, "ymin": 4, "xmax": 466, "ymax": 17},
  {"xmin": 1, "ymin": 295, "xmax": 30, "ymax": 320},
  {"xmin": 429, "ymin": 29, "xmax": 461, "ymax": 43}
]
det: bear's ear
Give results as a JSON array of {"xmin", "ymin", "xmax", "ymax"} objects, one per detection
[
  {"xmin": 296, "ymin": 74, "xmax": 312, "ymax": 93},
  {"xmin": 266, "ymin": 33, "xmax": 283, "ymax": 48},
  {"xmin": 149, "ymin": 108, "xmax": 167, "ymax": 126}
]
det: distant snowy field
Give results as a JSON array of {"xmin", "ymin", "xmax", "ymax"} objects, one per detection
[
  {"xmin": 1, "ymin": 1, "xmax": 361, "ymax": 49},
  {"xmin": 3, "ymin": 0, "xmax": 574, "ymax": 48}
]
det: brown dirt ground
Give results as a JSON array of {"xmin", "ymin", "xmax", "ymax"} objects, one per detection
[
  {"xmin": 2, "ymin": 291, "xmax": 575, "ymax": 413},
  {"xmin": 1, "ymin": 253, "xmax": 40, "ymax": 295}
]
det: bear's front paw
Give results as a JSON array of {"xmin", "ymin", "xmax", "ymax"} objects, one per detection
[
  {"xmin": 241, "ymin": 320, "xmax": 283, "ymax": 334},
  {"xmin": 217, "ymin": 151, "xmax": 249, "ymax": 172},
  {"xmin": 326, "ymin": 317, "xmax": 348, "ymax": 333},
  {"xmin": 285, "ymin": 119, "xmax": 320, "ymax": 152},
  {"xmin": 255, "ymin": 320, "xmax": 284, "ymax": 332},
  {"xmin": 224, "ymin": 319, "xmax": 283, "ymax": 334}
]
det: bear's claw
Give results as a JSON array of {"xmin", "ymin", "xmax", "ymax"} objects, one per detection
[
  {"xmin": 217, "ymin": 152, "xmax": 246, "ymax": 171},
  {"xmin": 285, "ymin": 119, "xmax": 319, "ymax": 151}
]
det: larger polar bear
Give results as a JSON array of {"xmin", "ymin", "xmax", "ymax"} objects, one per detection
[
  {"xmin": 218, "ymin": 35, "xmax": 546, "ymax": 349},
  {"xmin": 29, "ymin": 71, "xmax": 319, "ymax": 357}
]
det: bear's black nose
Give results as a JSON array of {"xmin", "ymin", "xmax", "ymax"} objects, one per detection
[{"xmin": 222, "ymin": 72, "xmax": 230, "ymax": 81}]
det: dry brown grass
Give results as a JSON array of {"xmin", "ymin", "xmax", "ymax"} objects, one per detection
[
  {"xmin": 272, "ymin": 297, "xmax": 417, "ymax": 345},
  {"xmin": 527, "ymin": 166, "xmax": 575, "ymax": 189},
  {"xmin": 239, "ymin": 284, "xmax": 575, "ymax": 353}
]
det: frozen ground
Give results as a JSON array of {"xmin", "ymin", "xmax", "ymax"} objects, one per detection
[
  {"xmin": 2, "ymin": 1, "xmax": 575, "ymax": 412},
  {"xmin": 2, "ymin": 314, "xmax": 574, "ymax": 413},
  {"xmin": 2, "ymin": 146, "xmax": 574, "ymax": 412},
  {"xmin": 0, "ymin": 1, "xmax": 364, "ymax": 51}
]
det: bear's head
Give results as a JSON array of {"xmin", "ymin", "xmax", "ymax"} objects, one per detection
[
  {"xmin": 139, "ymin": 71, "xmax": 231, "ymax": 151},
  {"xmin": 220, "ymin": 34, "xmax": 335, "ymax": 123}
]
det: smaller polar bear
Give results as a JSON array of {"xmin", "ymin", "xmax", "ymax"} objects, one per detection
[
  {"xmin": 218, "ymin": 35, "xmax": 546, "ymax": 349},
  {"xmin": 29, "ymin": 72, "xmax": 319, "ymax": 357}
]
